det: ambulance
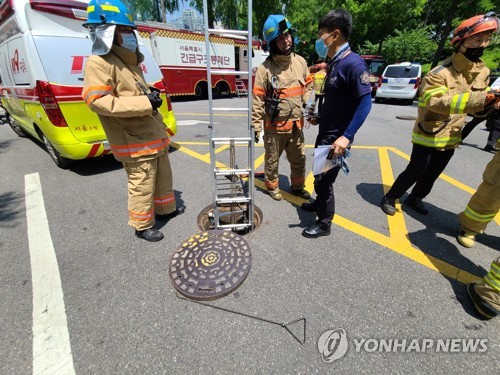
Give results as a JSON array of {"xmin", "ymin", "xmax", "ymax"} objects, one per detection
[{"xmin": 0, "ymin": 0, "xmax": 177, "ymax": 168}]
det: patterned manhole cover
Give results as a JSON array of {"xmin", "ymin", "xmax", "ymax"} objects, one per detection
[{"xmin": 169, "ymin": 230, "xmax": 252, "ymax": 300}]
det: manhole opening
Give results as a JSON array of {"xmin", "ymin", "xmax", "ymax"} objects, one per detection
[{"xmin": 197, "ymin": 203, "xmax": 263, "ymax": 235}]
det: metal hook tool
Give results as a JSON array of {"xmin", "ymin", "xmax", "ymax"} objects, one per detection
[{"xmin": 176, "ymin": 292, "xmax": 306, "ymax": 345}]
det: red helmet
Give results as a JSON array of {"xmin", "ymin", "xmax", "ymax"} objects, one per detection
[{"xmin": 452, "ymin": 12, "xmax": 499, "ymax": 46}]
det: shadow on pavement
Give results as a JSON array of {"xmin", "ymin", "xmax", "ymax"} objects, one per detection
[
  {"xmin": 355, "ymin": 181, "xmax": 496, "ymax": 320},
  {"xmin": 0, "ymin": 191, "xmax": 23, "ymax": 229},
  {"xmin": 69, "ymin": 154, "xmax": 122, "ymax": 176}
]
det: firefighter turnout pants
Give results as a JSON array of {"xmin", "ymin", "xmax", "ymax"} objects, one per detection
[
  {"xmin": 263, "ymin": 128, "xmax": 306, "ymax": 192},
  {"xmin": 471, "ymin": 258, "xmax": 500, "ymax": 319},
  {"xmin": 458, "ymin": 148, "xmax": 500, "ymax": 235},
  {"xmin": 123, "ymin": 151, "xmax": 176, "ymax": 230}
]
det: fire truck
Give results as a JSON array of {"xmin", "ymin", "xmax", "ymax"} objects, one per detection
[
  {"xmin": 360, "ymin": 55, "xmax": 387, "ymax": 97},
  {"xmin": 136, "ymin": 21, "xmax": 269, "ymax": 98}
]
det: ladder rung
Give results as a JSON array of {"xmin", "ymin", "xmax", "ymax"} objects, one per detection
[
  {"xmin": 216, "ymin": 223, "xmax": 252, "ymax": 230},
  {"xmin": 211, "ymin": 70, "xmax": 249, "ymax": 76},
  {"xmin": 213, "ymin": 107, "xmax": 249, "ymax": 112},
  {"xmin": 208, "ymin": 29, "xmax": 249, "ymax": 36},
  {"xmin": 215, "ymin": 169, "xmax": 250, "ymax": 175},
  {"xmin": 216, "ymin": 197, "xmax": 251, "ymax": 204},
  {"xmin": 212, "ymin": 137, "xmax": 251, "ymax": 144}
]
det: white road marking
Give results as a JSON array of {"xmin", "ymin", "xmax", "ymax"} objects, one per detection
[
  {"xmin": 25, "ymin": 173, "xmax": 75, "ymax": 375},
  {"xmin": 176, "ymin": 120, "xmax": 212, "ymax": 126}
]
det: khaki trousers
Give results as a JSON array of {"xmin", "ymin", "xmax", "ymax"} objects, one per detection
[
  {"xmin": 263, "ymin": 128, "xmax": 306, "ymax": 191},
  {"xmin": 123, "ymin": 151, "xmax": 176, "ymax": 230},
  {"xmin": 459, "ymin": 150, "xmax": 500, "ymax": 234},
  {"xmin": 475, "ymin": 257, "xmax": 500, "ymax": 313}
]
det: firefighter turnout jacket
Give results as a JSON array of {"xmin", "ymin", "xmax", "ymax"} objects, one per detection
[
  {"xmin": 252, "ymin": 53, "xmax": 313, "ymax": 133},
  {"xmin": 82, "ymin": 45, "xmax": 169, "ymax": 163},
  {"xmin": 413, "ymin": 52, "xmax": 489, "ymax": 150}
]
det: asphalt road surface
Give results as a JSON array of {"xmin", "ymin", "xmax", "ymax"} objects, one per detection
[{"xmin": 1, "ymin": 96, "xmax": 499, "ymax": 374}]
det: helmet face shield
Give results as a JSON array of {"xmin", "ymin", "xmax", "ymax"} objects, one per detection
[{"xmin": 88, "ymin": 24, "xmax": 116, "ymax": 55}]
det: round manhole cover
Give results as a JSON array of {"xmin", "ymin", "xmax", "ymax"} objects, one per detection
[
  {"xmin": 169, "ymin": 230, "xmax": 252, "ymax": 300},
  {"xmin": 197, "ymin": 203, "xmax": 263, "ymax": 234}
]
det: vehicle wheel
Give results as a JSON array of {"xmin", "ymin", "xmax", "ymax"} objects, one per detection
[
  {"xmin": 212, "ymin": 85, "xmax": 221, "ymax": 97},
  {"xmin": 41, "ymin": 132, "xmax": 72, "ymax": 169},
  {"xmin": 374, "ymin": 97, "xmax": 382, "ymax": 103},
  {"xmin": 194, "ymin": 82, "xmax": 208, "ymax": 99},
  {"xmin": 5, "ymin": 113, "xmax": 27, "ymax": 137},
  {"xmin": 216, "ymin": 82, "xmax": 231, "ymax": 97}
]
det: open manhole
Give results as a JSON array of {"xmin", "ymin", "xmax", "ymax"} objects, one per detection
[
  {"xmin": 169, "ymin": 230, "xmax": 252, "ymax": 300},
  {"xmin": 197, "ymin": 203, "xmax": 263, "ymax": 234}
]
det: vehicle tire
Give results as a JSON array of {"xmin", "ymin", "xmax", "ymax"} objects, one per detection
[
  {"xmin": 216, "ymin": 81, "xmax": 231, "ymax": 97},
  {"xmin": 194, "ymin": 82, "xmax": 208, "ymax": 99},
  {"xmin": 41, "ymin": 132, "xmax": 72, "ymax": 169},
  {"xmin": 374, "ymin": 97, "xmax": 382, "ymax": 103},
  {"xmin": 5, "ymin": 113, "xmax": 27, "ymax": 137}
]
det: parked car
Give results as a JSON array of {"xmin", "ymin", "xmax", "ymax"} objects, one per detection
[{"xmin": 375, "ymin": 62, "xmax": 422, "ymax": 105}]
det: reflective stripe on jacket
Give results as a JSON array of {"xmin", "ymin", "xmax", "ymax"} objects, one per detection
[
  {"xmin": 412, "ymin": 52, "xmax": 489, "ymax": 150},
  {"xmin": 252, "ymin": 53, "xmax": 313, "ymax": 134},
  {"xmin": 83, "ymin": 45, "xmax": 169, "ymax": 162}
]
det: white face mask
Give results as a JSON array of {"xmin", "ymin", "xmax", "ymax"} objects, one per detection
[{"xmin": 120, "ymin": 33, "xmax": 137, "ymax": 52}]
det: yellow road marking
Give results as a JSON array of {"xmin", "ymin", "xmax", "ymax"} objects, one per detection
[
  {"xmin": 388, "ymin": 147, "xmax": 499, "ymax": 225},
  {"xmin": 379, "ymin": 147, "xmax": 411, "ymax": 244},
  {"xmin": 171, "ymin": 141, "xmax": 490, "ymax": 284}
]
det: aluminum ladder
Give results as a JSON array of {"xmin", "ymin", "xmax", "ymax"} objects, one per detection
[{"xmin": 202, "ymin": 0, "xmax": 255, "ymax": 232}]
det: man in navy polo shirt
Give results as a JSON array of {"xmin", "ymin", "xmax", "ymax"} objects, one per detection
[{"xmin": 302, "ymin": 9, "xmax": 372, "ymax": 238}]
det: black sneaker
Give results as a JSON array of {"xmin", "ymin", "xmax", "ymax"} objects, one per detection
[
  {"xmin": 302, "ymin": 223, "xmax": 331, "ymax": 238},
  {"xmin": 403, "ymin": 195, "xmax": 428, "ymax": 215},
  {"xmin": 381, "ymin": 195, "xmax": 396, "ymax": 216},
  {"xmin": 135, "ymin": 228, "xmax": 164, "ymax": 242}
]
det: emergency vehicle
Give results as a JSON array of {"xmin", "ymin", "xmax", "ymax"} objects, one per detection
[
  {"xmin": 135, "ymin": 22, "xmax": 269, "ymax": 98},
  {"xmin": 360, "ymin": 55, "xmax": 386, "ymax": 96},
  {"xmin": 0, "ymin": 0, "xmax": 177, "ymax": 168}
]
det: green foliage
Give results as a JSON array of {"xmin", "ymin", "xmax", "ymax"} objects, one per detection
[
  {"xmin": 128, "ymin": 0, "xmax": 500, "ymax": 69},
  {"xmin": 380, "ymin": 27, "xmax": 438, "ymax": 64}
]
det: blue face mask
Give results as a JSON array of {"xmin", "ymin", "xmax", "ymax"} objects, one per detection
[
  {"xmin": 120, "ymin": 33, "xmax": 137, "ymax": 52},
  {"xmin": 315, "ymin": 33, "xmax": 333, "ymax": 58}
]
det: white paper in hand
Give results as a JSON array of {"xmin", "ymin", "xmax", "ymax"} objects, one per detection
[{"xmin": 313, "ymin": 146, "xmax": 339, "ymax": 175}]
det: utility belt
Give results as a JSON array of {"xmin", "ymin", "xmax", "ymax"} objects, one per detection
[{"xmin": 264, "ymin": 118, "xmax": 304, "ymax": 132}]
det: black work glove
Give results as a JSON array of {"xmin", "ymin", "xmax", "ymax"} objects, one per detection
[{"xmin": 147, "ymin": 88, "xmax": 163, "ymax": 110}]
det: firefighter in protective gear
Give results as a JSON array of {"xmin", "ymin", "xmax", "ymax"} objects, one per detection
[
  {"xmin": 312, "ymin": 64, "xmax": 327, "ymax": 111},
  {"xmin": 252, "ymin": 15, "xmax": 314, "ymax": 201},
  {"xmin": 466, "ymin": 258, "xmax": 500, "ymax": 319},
  {"xmin": 458, "ymin": 147, "xmax": 500, "ymax": 320},
  {"xmin": 381, "ymin": 12, "xmax": 500, "ymax": 217},
  {"xmin": 82, "ymin": 0, "xmax": 182, "ymax": 242},
  {"xmin": 457, "ymin": 141, "xmax": 500, "ymax": 248}
]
